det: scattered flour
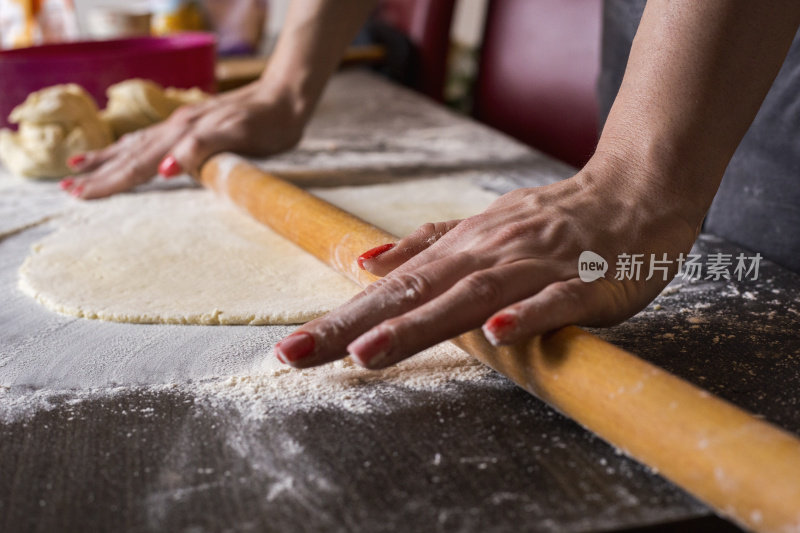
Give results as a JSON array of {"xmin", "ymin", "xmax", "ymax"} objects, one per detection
[
  {"xmin": 194, "ymin": 342, "xmax": 492, "ymax": 416},
  {"xmin": 0, "ymin": 342, "xmax": 493, "ymax": 422}
]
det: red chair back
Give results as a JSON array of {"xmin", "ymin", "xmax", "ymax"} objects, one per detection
[
  {"xmin": 474, "ymin": 0, "xmax": 602, "ymax": 167},
  {"xmin": 374, "ymin": 0, "xmax": 456, "ymax": 101}
]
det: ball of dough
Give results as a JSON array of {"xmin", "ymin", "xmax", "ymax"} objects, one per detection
[
  {"xmin": 0, "ymin": 84, "xmax": 112, "ymax": 179},
  {"xmin": 101, "ymin": 79, "xmax": 208, "ymax": 139}
]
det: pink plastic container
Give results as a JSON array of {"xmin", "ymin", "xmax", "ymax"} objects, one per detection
[{"xmin": 0, "ymin": 33, "xmax": 216, "ymax": 128}]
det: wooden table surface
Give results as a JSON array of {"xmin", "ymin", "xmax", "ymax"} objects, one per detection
[{"xmin": 2, "ymin": 70, "xmax": 798, "ymax": 533}]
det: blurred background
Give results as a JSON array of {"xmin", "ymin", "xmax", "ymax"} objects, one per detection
[
  {"xmin": 69, "ymin": 0, "xmax": 488, "ymax": 108},
  {"xmin": 2, "ymin": 0, "xmax": 486, "ymax": 106},
  {"xmin": 1, "ymin": 0, "xmax": 602, "ymax": 170},
  {"xmin": 69, "ymin": 0, "xmax": 487, "ymax": 58}
]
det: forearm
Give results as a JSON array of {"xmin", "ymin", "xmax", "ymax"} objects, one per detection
[
  {"xmin": 592, "ymin": 1, "xmax": 800, "ymax": 219},
  {"xmin": 257, "ymin": 0, "xmax": 377, "ymax": 120}
]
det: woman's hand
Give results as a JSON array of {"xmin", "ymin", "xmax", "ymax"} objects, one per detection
[
  {"xmin": 274, "ymin": 157, "xmax": 705, "ymax": 370},
  {"xmin": 59, "ymin": 0, "xmax": 381, "ymax": 200},
  {"xmin": 60, "ymin": 81, "xmax": 308, "ymax": 199},
  {"xmin": 274, "ymin": 0, "xmax": 798, "ymax": 371}
]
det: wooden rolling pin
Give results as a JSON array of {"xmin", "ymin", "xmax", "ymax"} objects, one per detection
[{"xmin": 200, "ymin": 153, "xmax": 800, "ymax": 533}]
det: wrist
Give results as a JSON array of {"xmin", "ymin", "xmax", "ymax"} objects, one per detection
[
  {"xmin": 589, "ymin": 110, "xmax": 729, "ymax": 221},
  {"xmin": 579, "ymin": 148, "xmax": 708, "ymax": 235},
  {"xmin": 253, "ymin": 67, "xmax": 317, "ymax": 124}
]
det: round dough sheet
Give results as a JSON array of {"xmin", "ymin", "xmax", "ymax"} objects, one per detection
[{"xmin": 19, "ymin": 177, "xmax": 498, "ymax": 324}]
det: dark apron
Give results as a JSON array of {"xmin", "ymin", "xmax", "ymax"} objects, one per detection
[{"xmin": 598, "ymin": 0, "xmax": 800, "ymax": 273}]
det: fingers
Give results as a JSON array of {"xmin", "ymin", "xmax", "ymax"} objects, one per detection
[
  {"xmin": 59, "ymin": 105, "xmax": 200, "ymax": 198},
  {"xmin": 66, "ymin": 126, "xmax": 161, "ymax": 176},
  {"xmin": 275, "ymin": 251, "xmax": 491, "ymax": 368},
  {"xmin": 481, "ymin": 278, "xmax": 627, "ymax": 346},
  {"xmin": 60, "ymin": 121, "xmax": 187, "ymax": 199},
  {"xmin": 64, "ymin": 143, "xmax": 124, "ymax": 178},
  {"xmin": 58, "ymin": 84, "xmax": 301, "ymax": 199},
  {"xmin": 277, "ymin": 256, "xmax": 559, "ymax": 370},
  {"xmin": 64, "ymin": 117, "xmax": 232, "ymax": 199},
  {"xmin": 68, "ymin": 140, "xmax": 174, "ymax": 199},
  {"xmin": 347, "ymin": 260, "xmax": 557, "ymax": 369},
  {"xmin": 359, "ymin": 220, "xmax": 462, "ymax": 276}
]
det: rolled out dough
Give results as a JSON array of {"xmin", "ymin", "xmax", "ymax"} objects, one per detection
[{"xmin": 19, "ymin": 177, "xmax": 498, "ymax": 324}]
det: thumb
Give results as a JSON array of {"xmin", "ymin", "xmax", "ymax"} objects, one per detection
[
  {"xmin": 162, "ymin": 131, "xmax": 218, "ymax": 178},
  {"xmin": 163, "ymin": 117, "xmax": 246, "ymax": 177}
]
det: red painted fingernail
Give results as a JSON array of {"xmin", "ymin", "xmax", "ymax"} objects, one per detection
[
  {"xmin": 275, "ymin": 332, "xmax": 315, "ymax": 363},
  {"xmin": 357, "ymin": 243, "xmax": 395, "ymax": 269},
  {"xmin": 348, "ymin": 328, "xmax": 392, "ymax": 368},
  {"xmin": 158, "ymin": 155, "xmax": 182, "ymax": 178},
  {"xmin": 483, "ymin": 313, "xmax": 517, "ymax": 346},
  {"xmin": 70, "ymin": 184, "xmax": 85, "ymax": 198},
  {"xmin": 67, "ymin": 154, "xmax": 85, "ymax": 168},
  {"xmin": 59, "ymin": 178, "xmax": 74, "ymax": 190}
]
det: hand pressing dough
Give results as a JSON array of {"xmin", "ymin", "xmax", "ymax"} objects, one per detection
[
  {"xmin": 102, "ymin": 79, "xmax": 208, "ymax": 138},
  {"xmin": 19, "ymin": 177, "xmax": 498, "ymax": 324},
  {"xmin": 0, "ymin": 84, "xmax": 112, "ymax": 179}
]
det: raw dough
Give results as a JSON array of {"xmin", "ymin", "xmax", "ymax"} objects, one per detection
[
  {"xmin": 102, "ymin": 79, "xmax": 208, "ymax": 138},
  {"xmin": 0, "ymin": 84, "xmax": 113, "ymax": 179},
  {"xmin": 19, "ymin": 177, "xmax": 498, "ymax": 324}
]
